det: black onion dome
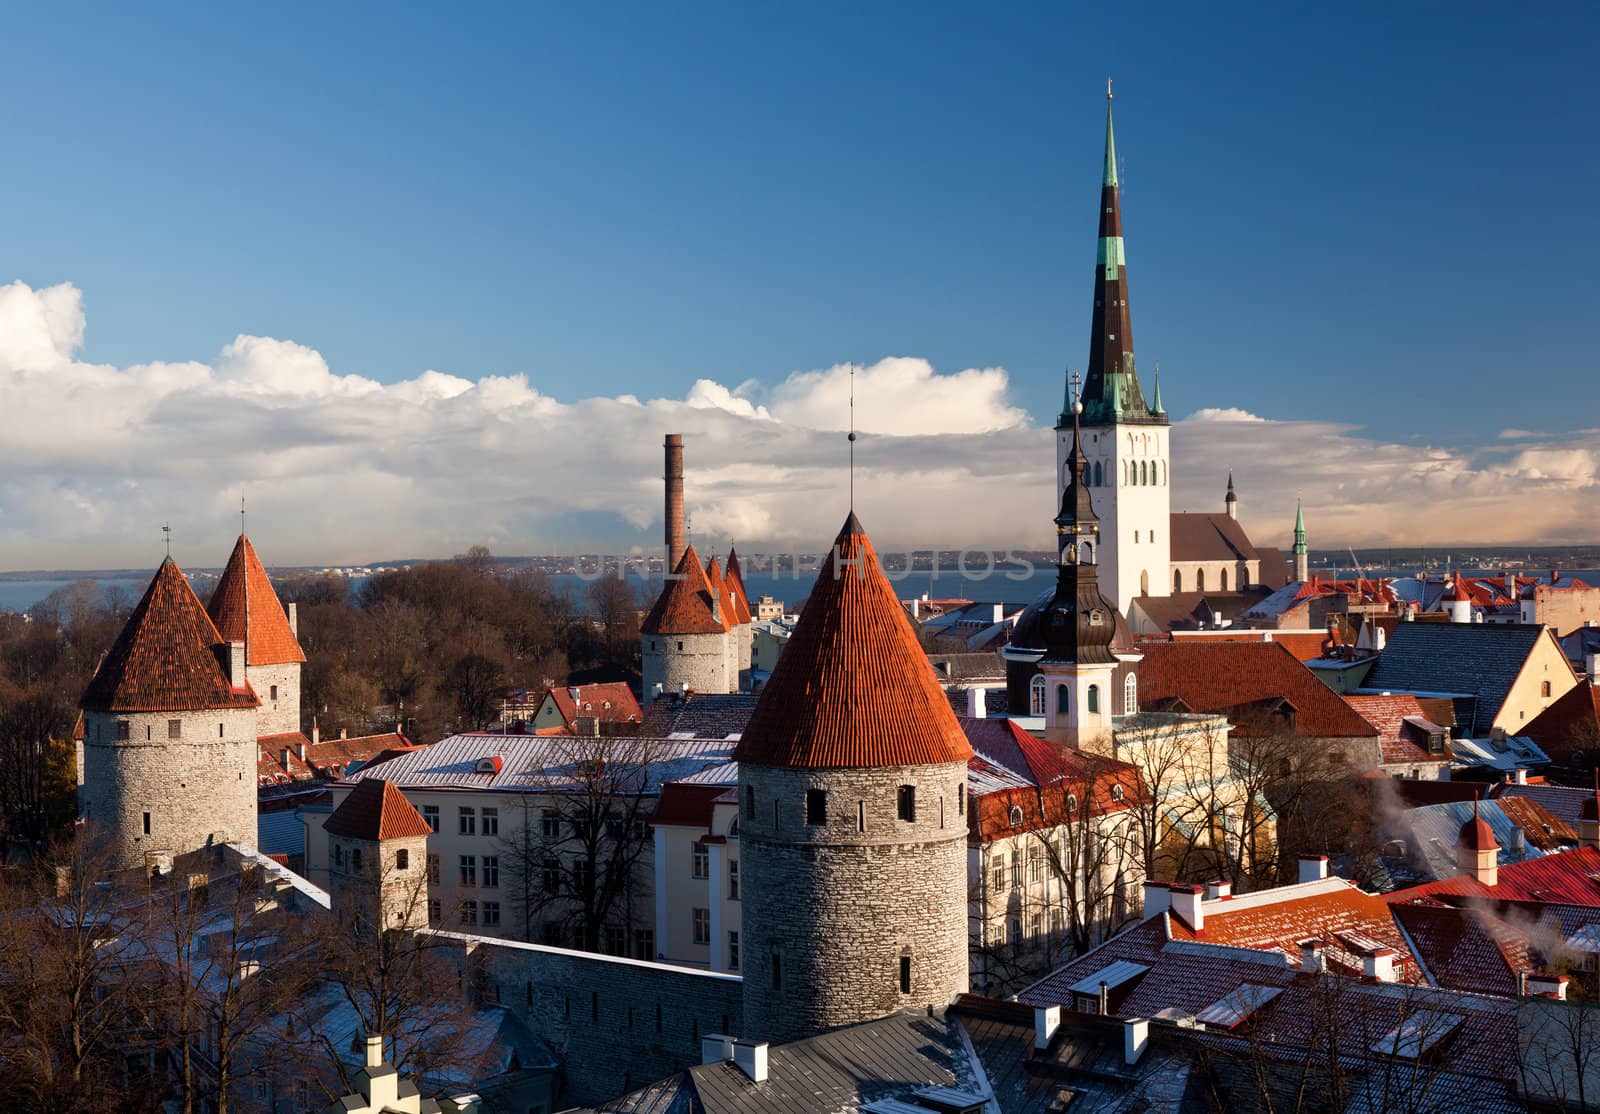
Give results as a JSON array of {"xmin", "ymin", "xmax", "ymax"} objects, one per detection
[{"xmin": 1007, "ymin": 585, "xmax": 1133, "ymax": 658}]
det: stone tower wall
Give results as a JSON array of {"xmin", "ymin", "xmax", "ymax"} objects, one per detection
[
  {"xmin": 247, "ymin": 660, "xmax": 301, "ymax": 737},
  {"xmin": 740, "ymin": 760, "xmax": 970, "ymax": 1045},
  {"xmin": 328, "ymin": 830, "xmax": 430, "ymax": 932},
  {"xmin": 80, "ymin": 706, "xmax": 258, "ymax": 871},
  {"xmin": 734, "ymin": 621, "xmax": 753, "ymax": 686},
  {"xmin": 642, "ymin": 631, "xmax": 732, "ymax": 701}
]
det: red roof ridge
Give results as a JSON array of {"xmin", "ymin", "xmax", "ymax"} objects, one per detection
[
  {"xmin": 641, "ymin": 545, "xmax": 728, "ymax": 635},
  {"xmin": 207, "ymin": 535, "xmax": 307, "ymax": 666},
  {"xmin": 323, "ymin": 778, "xmax": 433, "ymax": 840},
  {"xmin": 732, "ymin": 512, "xmax": 973, "ymax": 769},
  {"xmin": 82, "ymin": 559, "xmax": 260, "ymax": 713},
  {"xmin": 726, "ymin": 548, "xmax": 754, "ymax": 625}
]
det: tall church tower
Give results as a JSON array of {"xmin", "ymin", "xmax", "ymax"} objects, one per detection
[{"xmin": 1060, "ymin": 85, "xmax": 1170, "ymax": 614}]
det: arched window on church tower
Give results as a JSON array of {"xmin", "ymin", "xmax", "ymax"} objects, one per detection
[
  {"xmin": 1174, "ymin": 569, "xmax": 1183, "ymax": 592},
  {"xmin": 1162, "ymin": 461, "xmax": 1168, "ymax": 485},
  {"xmin": 1029, "ymin": 675, "xmax": 1046, "ymax": 717},
  {"xmin": 1056, "ymin": 684, "xmax": 1070, "ymax": 718},
  {"xmin": 1124, "ymin": 672, "xmax": 1138, "ymax": 715},
  {"xmin": 1197, "ymin": 568, "xmax": 1206, "ymax": 591},
  {"xmin": 1220, "ymin": 568, "xmax": 1230, "ymax": 591},
  {"xmin": 1139, "ymin": 461, "xmax": 1147, "ymax": 486},
  {"xmin": 1082, "ymin": 541, "xmax": 1093, "ymax": 564},
  {"xmin": 1087, "ymin": 686, "xmax": 1100, "ymax": 715},
  {"xmin": 1093, "ymin": 461, "xmax": 1102, "ymax": 487}
]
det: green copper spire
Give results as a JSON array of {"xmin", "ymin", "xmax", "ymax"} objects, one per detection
[
  {"xmin": 1293, "ymin": 498, "xmax": 1307, "ymax": 553},
  {"xmin": 1150, "ymin": 362, "xmax": 1164, "ymax": 414},
  {"xmin": 1103, "ymin": 80, "xmax": 1118, "ymax": 188}
]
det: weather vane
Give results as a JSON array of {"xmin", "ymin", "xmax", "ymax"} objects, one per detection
[
  {"xmin": 1106, "ymin": 77, "xmax": 1113, "ymax": 101},
  {"xmin": 162, "ymin": 523, "xmax": 172, "ymax": 559},
  {"xmin": 240, "ymin": 492, "xmax": 246, "ymax": 535},
  {"xmin": 848, "ymin": 364, "xmax": 857, "ymax": 509},
  {"xmin": 1070, "ymin": 370, "xmax": 1083, "ymax": 413}
]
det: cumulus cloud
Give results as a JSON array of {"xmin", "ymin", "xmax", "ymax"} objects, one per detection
[{"xmin": 0, "ymin": 279, "xmax": 1595, "ymax": 570}]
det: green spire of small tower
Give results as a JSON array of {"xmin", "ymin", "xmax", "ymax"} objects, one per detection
[
  {"xmin": 1150, "ymin": 362, "xmax": 1164, "ymax": 415},
  {"xmin": 1293, "ymin": 498, "xmax": 1309, "ymax": 582}
]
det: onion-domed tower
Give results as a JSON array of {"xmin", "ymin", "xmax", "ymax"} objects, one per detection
[{"xmin": 734, "ymin": 512, "xmax": 973, "ymax": 1044}]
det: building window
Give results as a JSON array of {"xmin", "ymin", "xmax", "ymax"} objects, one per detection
[
  {"xmin": 1174, "ymin": 569, "xmax": 1183, "ymax": 592},
  {"xmin": 482, "ymin": 807, "xmax": 499, "ymax": 836},
  {"xmin": 1111, "ymin": 783, "xmax": 1124, "ymax": 801},
  {"xmin": 634, "ymin": 929, "xmax": 654, "ymax": 960},
  {"xmin": 728, "ymin": 860, "xmax": 740, "ymax": 900},
  {"xmin": 806, "ymin": 788, "xmax": 827, "ymax": 825},
  {"xmin": 693, "ymin": 908, "xmax": 710, "ymax": 946},
  {"xmin": 1008, "ymin": 919, "xmax": 1021, "ymax": 947},
  {"xmin": 1029, "ymin": 848, "xmax": 1042, "ymax": 882},
  {"xmin": 1029, "ymin": 674, "xmax": 1047, "ymax": 716},
  {"xmin": 897, "ymin": 785, "xmax": 916, "ymax": 823},
  {"xmin": 143, "ymin": 811, "xmax": 151, "ymax": 836},
  {"xmin": 1010, "ymin": 850, "xmax": 1021, "ymax": 889},
  {"xmin": 992, "ymin": 859, "xmax": 1004, "ymax": 892},
  {"xmin": 958, "ymin": 784, "xmax": 965, "ymax": 816},
  {"xmin": 745, "ymin": 785, "xmax": 756, "ymax": 820},
  {"xmin": 1008, "ymin": 805, "xmax": 1024, "ymax": 828},
  {"xmin": 1057, "ymin": 684, "xmax": 1070, "ymax": 717},
  {"xmin": 459, "ymin": 807, "xmax": 476, "ymax": 835},
  {"xmin": 459, "ymin": 855, "xmax": 477, "ymax": 886},
  {"xmin": 1087, "ymin": 685, "xmax": 1100, "ymax": 715},
  {"xmin": 542, "ymin": 921, "xmax": 564, "ymax": 947},
  {"xmin": 1093, "ymin": 460, "xmax": 1103, "ymax": 486},
  {"xmin": 604, "ymin": 925, "xmax": 626, "ymax": 955},
  {"xmin": 1197, "ymin": 568, "xmax": 1206, "ymax": 591},
  {"xmin": 1542, "ymin": 680, "xmax": 1553, "ymax": 697},
  {"xmin": 427, "ymin": 854, "xmax": 439, "ymax": 883},
  {"xmin": 269, "ymin": 685, "xmax": 278, "ymax": 701},
  {"xmin": 422, "ymin": 805, "xmax": 440, "ymax": 832},
  {"xmin": 1031, "ymin": 912, "xmax": 1044, "ymax": 939},
  {"xmin": 692, "ymin": 842, "xmax": 709, "ymax": 879},
  {"xmin": 728, "ymin": 930, "xmax": 740, "ymax": 970},
  {"xmin": 899, "ymin": 955, "xmax": 912, "ymax": 994},
  {"xmin": 1125, "ymin": 673, "xmax": 1138, "ymax": 715},
  {"xmin": 541, "ymin": 809, "xmax": 560, "ymax": 839},
  {"xmin": 395, "ymin": 849, "xmax": 409, "ymax": 871},
  {"xmin": 482, "ymin": 901, "xmax": 501, "ymax": 928},
  {"xmin": 351, "ymin": 848, "xmax": 363, "ymax": 873},
  {"xmin": 573, "ymin": 859, "xmax": 593, "ymax": 894},
  {"xmin": 483, "ymin": 855, "xmax": 499, "ymax": 888},
  {"xmin": 427, "ymin": 899, "xmax": 441, "ymax": 926},
  {"xmin": 461, "ymin": 900, "xmax": 478, "ymax": 926},
  {"xmin": 116, "ymin": 720, "xmax": 131, "ymax": 741},
  {"xmin": 542, "ymin": 859, "xmax": 561, "ymax": 892},
  {"xmin": 167, "ymin": 719, "xmax": 182, "ymax": 739},
  {"xmin": 1066, "ymin": 792, "xmax": 1078, "ymax": 812},
  {"xmin": 677, "ymin": 641, "xmax": 684, "ymax": 651},
  {"xmin": 334, "ymin": 844, "xmax": 345, "ymax": 868}
]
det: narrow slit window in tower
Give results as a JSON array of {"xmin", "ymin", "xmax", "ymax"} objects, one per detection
[
  {"xmin": 805, "ymin": 789, "xmax": 827, "ymax": 825},
  {"xmin": 897, "ymin": 785, "xmax": 916, "ymax": 823},
  {"xmin": 142, "ymin": 811, "xmax": 151, "ymax": 836},
  {"xmin": 900, "ymin": 955, "xmax": 912, "ymax": 994}
]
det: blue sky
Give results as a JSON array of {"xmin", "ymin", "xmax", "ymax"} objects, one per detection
[
  {"xmin": 1, "ymin": 4, "xmax": 1598, "ymax": 565},
  {"xmin": 7, "ymin": 3, "xmax": 1595, "ymax": 442}
]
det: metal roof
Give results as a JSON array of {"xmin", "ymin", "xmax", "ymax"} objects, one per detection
[
  {"xmin": 1194, "ymin": 983, "xmax": 1283, "ymax": 1029},
  {"xmin": 1066, "ymin": 960, "xmax": 1149, "ymax": 996}
]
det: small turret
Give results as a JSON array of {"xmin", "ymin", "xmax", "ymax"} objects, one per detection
[
  {"xmin": 1292, "ymin": 499, "xmax": 1309, "ymax": 583},
  {"xmin": 1456, "ymin": 799, "xmax": 1499, "ymax": 887},
  {"xmin": 1444, "ymin": 571, "xmax": 1474, "ymax": 624},
  {"xmin": 1225, "ymin": 472, "xmax": 1238, "ymax": 521}
]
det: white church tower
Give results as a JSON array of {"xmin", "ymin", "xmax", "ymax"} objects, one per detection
[{"xmin": 1059, "ymin": 84, "xmax": 1170, "ymax": 616}]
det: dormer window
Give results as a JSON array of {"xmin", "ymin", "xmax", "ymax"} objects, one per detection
[{"xmin": 1008, "ymin": 805, "xmax": 1024, "ymax": 828}]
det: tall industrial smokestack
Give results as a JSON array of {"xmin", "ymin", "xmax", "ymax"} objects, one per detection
[{"xmin": 664, "ymin": 433, "xmax": 686, "ymax": 572}]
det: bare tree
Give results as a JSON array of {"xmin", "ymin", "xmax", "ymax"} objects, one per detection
[
  {"xmin": 0, "ymin": 691, "xmax": 76, "ymax": 852},
  {"xmin": 1517, "ymin": 994, "xmax": 1600, "ymax": 1113}
]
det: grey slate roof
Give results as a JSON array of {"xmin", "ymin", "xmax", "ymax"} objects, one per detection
[
  {"xmin": 1361, "ymin": 622, "xmax": 1547, "ymax": 736},
  {"xmin": 637, "ymin": 693, "xmax": 761, "ymax": 739}
]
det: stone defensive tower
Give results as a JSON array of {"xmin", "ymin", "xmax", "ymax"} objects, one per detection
[
  {"xmin": 641, "ymin": 545, "xmax": 737, "ymax": 701},
  {"xmin": 324, "ymin": 778, "xmax": 434, "ymax": 934},
  {"xmin": 733, "ymin": 512, "xmax": 973, "ymax": 1045},
  {"xmin": 207, "ymin": 534, "xmax": 307, "ymax": 737},
  {"xmin": 80, "ymin": 558, "xmax": 260, "ymax": 872}
]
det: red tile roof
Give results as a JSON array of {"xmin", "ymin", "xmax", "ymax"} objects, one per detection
[
  {"xmin": 206, "ymin": 535, "xmax": 306, "ymax": 665},
  {"xmin": 546, "ymin": 683, "xmax": 643, "ymax": 727},
  {"xmin": 726, "ymin": 549, "xmax": 754, "ymax": 625},
  {"xmin": 1388, "ymin": 901, "xmax": 1526, "ymax": 995},
  {"xmin": 650, "ymin": 782, "xmax": 732, "ymax": 829},
  {"xmin": 641, "ymin": 545, "xmax": 729, "ymax": 635},
  {"xmin": 1137, "ymin": 641, "xmax": 1378, "ymax": 738},
  {"xmin": 81, "ymin": 559, "xmax": 260, "ymax": 713},
  {"xmin": 1343, "ymin": 693, "xmax": 1451, "ymax": 765},
  {"xmin": 733, "ymin": 512, "xmax": 973, "ymax": 769},
  {"xmin": 1398, "ymin": 845, "xmax": 1600, "ymax": 905},
  {"xmin": 322, "ymin": 777, "xmax": 433, "ymax": 840},
  {"xmin": 1168, "ymin": 631, "xmax": 1337, "ymax": 663},
  {"xmin": 704, "ymin": 556, "xmax": 739, "ymax": 632},
  {"xmin": 1522, "ymin": 681, "xmax": 1600, "ymax": 761}
]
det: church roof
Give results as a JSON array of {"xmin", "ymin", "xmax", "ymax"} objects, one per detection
[
  {"xmin": 323, "ymin": 777, "xmax": 434, "ymax": 841},
  {"xmin": 82, "ymin": 559, "xmax": 260, "ymax": 713},
  {"xmin": 641, "ymin": 545, "xmax": 730, "ymax": 635},
  {"xmin": 1137, "ymin": 641, "xmax": 1377, "ymax": 738},
  {"xmin": 207, "ymin": 535, "xmax": 307, "ymax": 665},
  {"xmin": 1168, "ymin": 512, "xmax": 1260, "ymax": 565},
  {"xmin": 733, "ymin": 512, "xmax": 973, "ymax": 769}
]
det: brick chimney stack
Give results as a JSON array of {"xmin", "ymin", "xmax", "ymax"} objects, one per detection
[{"xmin": 664, "ymin": 434, "xmax": 686, "ymax": 572}]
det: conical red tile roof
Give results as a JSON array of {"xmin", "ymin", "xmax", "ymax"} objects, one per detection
[
  {"xmin": 641, "ymin": 545, "xmax": 729, "ymax": 635},
  {"xmin": 207, "ymin": 535, "xmax": 307, "ymax": 665},
  {"xmin": 726, "ymin": 548, "xmax": 754, "ymax": 625},
  {"xmin": 323, "ymin": 778, "xmax": 433, "ymax": 840},
  {"xmin": 733, "ymin": 512, "xmax": 973, "ymax": 769},
  {"xmin": 705, "ymin": 556, "xmax": 738, "ymax": 631},
  {"xmin": 82, "ymin": 559, "xmax": 259, "ymax": 713}
]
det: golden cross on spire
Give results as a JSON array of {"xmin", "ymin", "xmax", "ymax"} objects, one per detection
[{"xmin": 1070, "ymin": 370, "xmax": 1083, "ymax": 414}]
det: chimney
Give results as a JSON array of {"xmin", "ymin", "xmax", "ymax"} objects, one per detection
[
  {"xmin": 364, "ymin": 1033, "xmax": 384, "ymax": 1069},
  {"xmin": 700, "ymin": 1034, "xmax": 734, "ymax": 1065},
  {"xmin": 664, "ymin": 434, "xmax": 686, "ymax": 573},
  {"xmin": 1528, "ymin": 972, "xmax": 1571, "ymax": 1000},
  {"xmin": 1123, "ymin": 1018, "xmax": 1149, "ymax": 1065},
  {"xmin": 311, "ymin": 721, "xmax": 320, "ymax": 746},
  {"xmin": 340, "ymin": 727, "xmax": 348, "ymax": 740},
  {"xmin": 991, "ymin": 603, "xmax": 1004, "ymax": 624},
  {"xmin": 1098, "ymin": 980, "xmax": 1110, "ymax": 1016},
  {"xmin": 966, "ymin": 687, "xmax": 988, "ymax": 719},
  {"xmin": 910, "ymin": 597, "xmax": 920, "ymax": 621},
  {"xmin": 227, "ymin": 640, "xmax": 246, "ymax": 686},
  {"xmin": 287, "ymin": 601, "xmax": 298, "ymax": 636},
  {"xmin": 1142, "ymin": 881, "xmax": 1171, "ymax": 918},
  {"xmin": 1298, "ymin": 854, "xmax": 1329, "ymax": 884},
  {"xmin": 1509, "ymin": 825, "xmax": 1526, "ymax": 856},
  {"xmin": 280, "ymin": 748, "xmax": 291, "ymax": 770},
  {"xmin": 296, "ymin": 740, "xmax": 307, "ymax": 761},
  {"xmin": 1298, "ymin": 937, "xmax": 1325, "ymax": 975},
  {"xmin": 1205, "ymin": 879, "xmax": 1232, "ymax": 901},
  {"xmin": 1588, "ymin": 652, "xmax": 1600, "ymax": 685},
  {"xmin": 1510, "ymin": 768, "xmax": 1528, "ymax": 786},
  {"xmin": 1169, "ymin": 884, "xmax": 1204, "ymax": 933},
  {"xmin": 731, "ymin": 1039, "xmax": 768, "ymax": 1083},
  {"xmin": 1034, "ymin": 1004, "xmax": 1061, "ymax": 1049},
  {"xmin": 1363, "ymin": 948, "xmax": 1399, "ymax": 983}
]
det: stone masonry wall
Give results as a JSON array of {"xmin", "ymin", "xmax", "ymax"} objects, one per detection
[
  {"xmin": 81, "ymin": 706, "xmax": 258, "ymax": 871},
  {"xmin": 740, "ymin": 761, "xmax": 970, "ymax": 1045},
  {"xmin": 435, "ymin": 931, "xmax": 743, "ymax": 1106},
  {"xmin": 247, "ymin": 660, "xmax": 301, "ymax": 737},
  {"xmin": 642, "ymin": 631, "xmax": 731, "ymax": 699}
]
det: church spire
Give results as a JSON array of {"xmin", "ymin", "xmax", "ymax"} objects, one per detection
[
  {"xmin": 1042, "ymin": 377, "xmax": 1116, "ymax": 667},
  {"xmin": 1072, "ymin": 82, "xmax": 1158, "ymax": 430},
  {"xmin": 1293, "ymin": 499, "xmax": 1309, "ymax": 582}
]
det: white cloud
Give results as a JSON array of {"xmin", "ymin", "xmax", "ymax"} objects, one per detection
[{"xmin": 0, "ymin": 278, "xmax": 1595, "ymax": 570}]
